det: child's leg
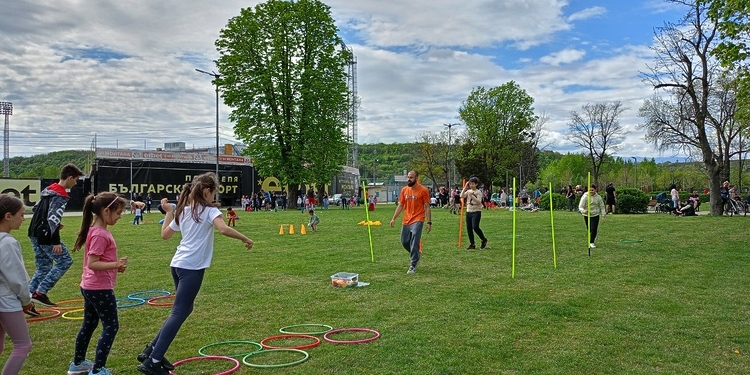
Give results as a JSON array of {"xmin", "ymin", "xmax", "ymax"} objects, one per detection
[
  {"xmin": 0, "ymin": 311, "xmax": 32, "ymax": 375},
  {"xmin": 81, "ymin": 289, "xmax": 119, "ymax": 372},
  {"xmin": 73, "ymin": 290, "xmax": 101, "ymax": 365}
]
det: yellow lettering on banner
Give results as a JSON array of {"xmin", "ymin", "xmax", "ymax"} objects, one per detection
[
  {"xmin": 219, "ymin": 185, "xmax": 238, "ymax": 194},
  {"xmin": 108, "ymin": 184, "xmax": 118, "ymax": 193}
]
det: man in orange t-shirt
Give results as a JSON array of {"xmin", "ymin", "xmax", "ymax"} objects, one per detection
[{"xmin": 390, "ymin": 170, "xmax": 432, "ymax": 274}]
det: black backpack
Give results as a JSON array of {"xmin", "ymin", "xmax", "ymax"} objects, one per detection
[{"xmin": 27, "ymin": 196, "xmax": 53, "ymax": 245}]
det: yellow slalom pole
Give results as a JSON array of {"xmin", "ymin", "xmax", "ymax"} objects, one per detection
[
  {"xmin": 549, "ymin": 182, "xmax": 557, "ymax": 268},
  {"xmin": 587, "ymin": 173, "xmax": 591, "ymax": 256},
  {"xmin": 362, "ymin": 181, "xmax": 375, "ymax": 262},
  {"xmin": 457, "ymin": 179, "xmax": 466, "ymax": 248},
  {"xmin": 512, "ymin": 177, "xmax": 516, "ymax": 279}
]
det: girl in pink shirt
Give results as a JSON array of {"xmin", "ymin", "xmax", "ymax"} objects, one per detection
[{"xmin": 68, "ymin": 192, "xmax": 128, "ymax": 375}]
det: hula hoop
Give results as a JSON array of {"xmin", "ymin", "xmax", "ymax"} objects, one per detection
[
  {"xmin": 323, "ymin": 328, "xmax": 381, "ymax": 344},
  {"xmin": 53, "ymin": 298, "xmax": 85, "ymax": 311},
  {"xmin": 61, "ymin": 308, "xmax": 85, "ymax": 320},
  {"xmin": 260, "ymin": 334, "xmax": 320, "ymax": 350},
  {"xmin": 241, "ymin": 349, "xmax": 309, "ymax": 369},
  {"xmin": 116, "ymin": 297, "xmax": 145, "ymax": 309},
  {"xmin": 26, "ymin": 308, "xmax": 61, "ymax": 322},
  {"xmin": 620, "ymin": 239, "xmax": 643, "ymax": 243},
  {"xmin": 198, "ymin": 341, "xmax": 262, "ymax": 358},
  {"xmin": 127, "ymin": 290, "xmax": 171, "ymax": 300},
  {"xmin": 279, "ymin": 323, "xmax": 333, "ymax": 335},
  {"xmin": 171, "ymin": 355, "xmax": 240, "ymax": 375},
  {"xmin": 147, "ymin": 295, "xmax": 175, "ymax": 307}
]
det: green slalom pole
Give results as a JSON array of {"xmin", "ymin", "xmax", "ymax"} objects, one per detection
[
  {"xmin": 512, "ymin": 177, "xmax": 516, "ymax": 278},
  {"xmin": 549, "ymin": 182, "xmax": 557, "ymax": 268},
  {"xmin": 362, "ymin": 181, "xmax": 375, "ymax": 262},
  {"xmin": 587, "ymin": 172, "xmax": 591, "ymax": 256}
]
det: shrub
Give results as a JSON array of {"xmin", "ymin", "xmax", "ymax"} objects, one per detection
[
  {"xmin": 539, "ymin": 193, "xmax": 569, "ymax": 211},
  {"xmin": 616, "ymin": 187, "xmax": 650, "ymax": 214}
]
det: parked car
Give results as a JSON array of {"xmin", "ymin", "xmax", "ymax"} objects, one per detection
[{"xmin": 331, "ymin": 193, "xmax": 343, "ymax": 206}]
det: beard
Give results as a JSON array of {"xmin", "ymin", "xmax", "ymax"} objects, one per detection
[{"xmin": 407, "ymin": 180, "xmax": 416, "ymax": 187}]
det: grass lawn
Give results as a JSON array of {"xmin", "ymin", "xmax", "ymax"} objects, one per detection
[{"xmin": 5, "ymin": 204, "xmax": 750, "ymax": 374}]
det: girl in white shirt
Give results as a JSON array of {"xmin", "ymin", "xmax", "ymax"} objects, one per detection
[{"xmin": 137, "ymin": 172, "xmax": 254, "ymax": 375}]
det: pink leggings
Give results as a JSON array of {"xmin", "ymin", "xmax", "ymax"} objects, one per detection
[{"xmin": 0, "ymin": 311, "xmax": 32, "ymax": 375}]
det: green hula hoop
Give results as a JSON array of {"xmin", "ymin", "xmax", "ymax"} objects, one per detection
[
  {"xmin": 61, "ymin": 308, "xmax": 85, "ymax": 320},
  {"xmin": 620, "ymin": 239, "xmax": 643, "ymax": 243},
  {"xmin": 241, "ymin": 349, "xmax": 309, "ymax": 369},
  {"xmin": 279, "ymin": 323, "xmax": 333, "ymax": 335},
  {"xmin": 198, "ymin": 341, "xmax": 262, "ymax": 359}
]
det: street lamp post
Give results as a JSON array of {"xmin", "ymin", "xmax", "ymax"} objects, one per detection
[
  {"xmin": 444, "ymin": 123, "xmax": 460, "ymax": 187},
  {"xmin": 630, "ymin": 157, "xmax": 637, "ymax": 189},
  {"xmin": 195, "ymin": 68, "xmax": 221, "ymax": 203}
]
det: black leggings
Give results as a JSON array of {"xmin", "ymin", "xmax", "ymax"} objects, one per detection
[
  {"xmin": 583, "ymin": 215, "xmax": 600, "ymax": 243},
  {"xmin": 466, "ymin": 211, "xmax": 487, "ymax": 245},
  {"xmin": 74, "ymin": 288, "xmax": 119, "ymax": 371}
]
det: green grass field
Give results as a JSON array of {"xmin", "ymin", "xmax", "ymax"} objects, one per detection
[{"xmin": 5, "ymin": 204, "xmax": 750, "ymax": 374}]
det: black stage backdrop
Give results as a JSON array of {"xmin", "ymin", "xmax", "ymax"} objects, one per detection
[{"xmin": 93, "ymin": 159, "xmax": 257, "ymax": 206}]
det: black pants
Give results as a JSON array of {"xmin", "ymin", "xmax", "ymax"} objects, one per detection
[
  {"xmin": 466, "ymin": 211, "xmax": 487, "ymax": 245},
  {"xmin": 583, "ymin": 215, "xmax": 600, "ymax": 243},
  {"xmin": 74, "ymin": 288, "xmax": 119, "ymax": 372}
]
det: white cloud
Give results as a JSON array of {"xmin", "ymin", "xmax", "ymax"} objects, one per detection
[
  {"xmin": 539, "ymin": 48, "xmax": 587, "ymax": 66},
  {"xmin": 567, "ymin": 6, "xmax": 607, "ymax": 22}
]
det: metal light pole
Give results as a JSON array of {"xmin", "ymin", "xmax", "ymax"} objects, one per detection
[
  {"xmin": 444, "ymin": 123, "xmax": 460, "ymax": 187},
  {"xmin": 195, "ymin": 69, "xmax": 221, "ymax": 203},
  {"xmin": 0, "ymin": 102, "xmax": 12, "ymax": 178},
  {"xmin": 630, "ymin": 156, "xmax": 637, "ymax": 189}
]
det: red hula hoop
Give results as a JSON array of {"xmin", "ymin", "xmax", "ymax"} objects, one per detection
[
  {"xmin": 323, "ymin": 328, "xmax": 381, "ymax": 344},
  {"xmin": 25, "ymin": 308, "xmax": 61, "ymax": 323},
  {"xmin": 260, "ymin": 334, "xmax": 321, "ymax": 350},
  {"xmin": 147, "ymin": 295, "xmax": 175, "ymax": 307},
  {"xmin": 170, "ymin": 355, "xmax": 240, "ymax": 375}
]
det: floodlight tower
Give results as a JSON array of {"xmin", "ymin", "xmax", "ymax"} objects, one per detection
[
  {"xmin": 341, "ymin": 43, "xmax": 358, "ymax": 168},
  {"xmin": 195, "ymin": 69, "xmax": 221, "ymax": 203},
  {"xmin": 0, "ymin": 102, "xmax": 12, "ymax": 178}
]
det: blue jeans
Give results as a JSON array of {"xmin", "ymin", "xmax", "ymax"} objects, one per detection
[{"xmin": 28, "ymin": 236, "xmax": 73, "ymax": 295}]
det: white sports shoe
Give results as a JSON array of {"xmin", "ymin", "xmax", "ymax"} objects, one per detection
[{"xmin": 589, "ymin": 243, "xmax": 596, "ymax": 248}]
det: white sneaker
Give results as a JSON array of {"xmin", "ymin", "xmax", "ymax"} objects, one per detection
[{"xmin": 589, "ymin": 243, "xmax": 596, "ymax": 248}]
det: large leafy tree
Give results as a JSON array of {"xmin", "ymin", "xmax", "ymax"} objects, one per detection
[
  {"xmin": 639, "ymin": 0, "xmax": 740, "ymax": 215},
  {"xmin": 705, "ymin": 0, "xmax": 750, "ymax": 141},
  {"xmin": 215, "ymin": 0, "xmax": 352, "ymax": 198},
  {"xmin": 565, "ymin": 101, "xmax": 626, "ymax": 186},
  {"xmin": 456, "ymin": 82, "xmax": 537, "ymax": 189}
]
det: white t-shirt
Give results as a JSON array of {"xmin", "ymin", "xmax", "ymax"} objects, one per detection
[{"xmin": 169, "ymin": 205, "xmax": 222, "ymax": 270}]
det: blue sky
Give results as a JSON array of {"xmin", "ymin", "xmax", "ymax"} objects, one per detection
[{"xmin": 0, "ymin": 0, "xmax": 689, "ymax": 160}]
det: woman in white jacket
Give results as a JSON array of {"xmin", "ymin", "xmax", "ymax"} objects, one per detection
[
  {"xmin": 578, "ymin": 184, "xmax": 606, "ymax": 249},
  {"xmin": 461, "ymin": 177, "xmax": 489, "ymax": 249}
]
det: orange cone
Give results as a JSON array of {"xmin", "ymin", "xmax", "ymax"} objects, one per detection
[
  {"xmin": 300, "ymin": 224, "xmax": 307, "ymax": 235},
  {"xmin": 289, "ymin": 224, "xmax": 295, "ymax": 234},
  {"xmin": 279, "ymin": 225, "xmax": 284, "ymax": 235}
]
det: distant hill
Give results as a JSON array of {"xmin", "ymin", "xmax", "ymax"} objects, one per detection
[{"xmin": 7, "ymin": 150, "xmax": 92, "ymax": 179}]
